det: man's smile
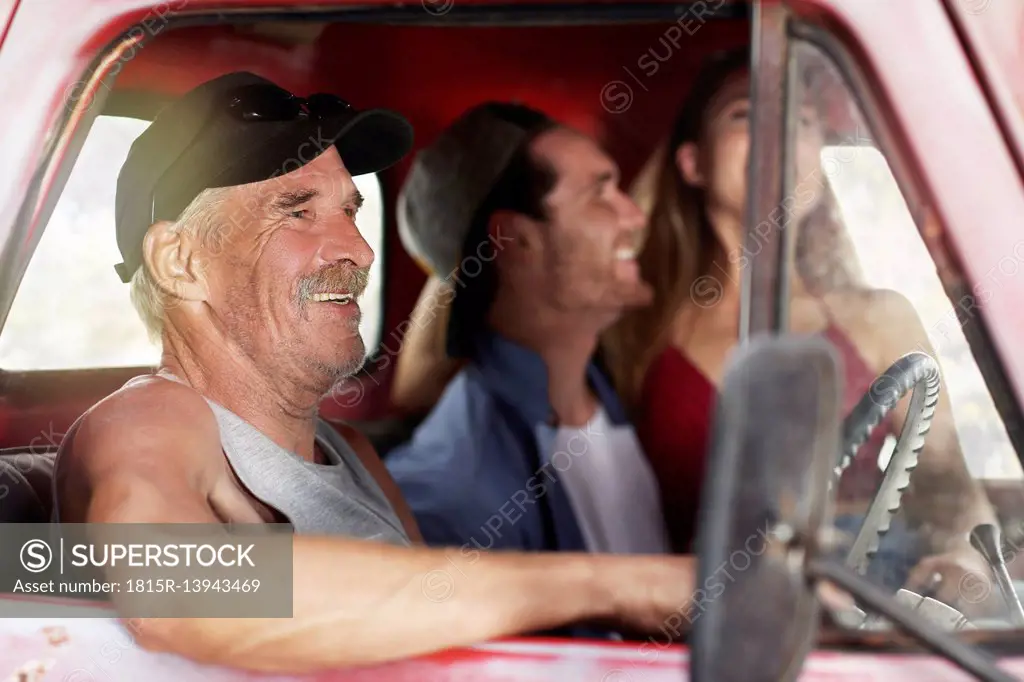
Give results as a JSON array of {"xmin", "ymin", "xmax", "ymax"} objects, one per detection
[{"xmin": 309, "ymin": 292, "xmax": 356, "ymax": 305}]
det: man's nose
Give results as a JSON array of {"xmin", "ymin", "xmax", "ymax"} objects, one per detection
[
  {"xmin": 618, "ymin": 191, "xmax": 647, "ymax": 234},
  {"xmin": 319, "ymin": 214, "xmax": 375, "ymax": 270}
]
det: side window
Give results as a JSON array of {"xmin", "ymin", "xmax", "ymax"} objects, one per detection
[
  {"xmin": 781, "ymin": 36, "xmax": 1024, "ymax": 593},
  {"xmin": 0, "ymin": 115, "xmax": 386, "ymax": 371}
]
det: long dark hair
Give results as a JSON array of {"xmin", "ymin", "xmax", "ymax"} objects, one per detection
[{"xmin": 602, "ymin": 47, "xmax": 864, "ymax": 409}]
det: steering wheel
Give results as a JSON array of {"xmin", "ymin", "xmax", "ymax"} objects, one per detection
[
  {"xmin": 834, "ymin": 351, "xmax": 942, "ymax": 575},
  {"xmin": 824, "ymin": 351, "xmax": 959, "ymax": 630}
]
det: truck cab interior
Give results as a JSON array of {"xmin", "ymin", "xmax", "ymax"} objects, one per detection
[{"xmin": 4, "ymin": 0, "xmax": 1024, "ymax": 654}]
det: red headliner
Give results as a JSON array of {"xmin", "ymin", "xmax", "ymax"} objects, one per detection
[{"xmin": 113, "ymin": 20, "xmax": 749, "ymax": 181}]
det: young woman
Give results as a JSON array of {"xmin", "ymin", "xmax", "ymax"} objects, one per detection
[{"xmin": 602, "ymin": 48, "xmax": 999, "ymax": 611}]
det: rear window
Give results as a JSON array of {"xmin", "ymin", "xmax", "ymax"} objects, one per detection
[{"xmin": 0, "ymin": 115, "xmax": 386, "ymax": 371}]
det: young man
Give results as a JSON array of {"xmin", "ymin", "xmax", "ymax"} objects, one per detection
[
  {"xmin": 386, "ymin": 103, "xmax": 671, "ymax": 556},
  {"xmin": 52, "ymin": 74, "xmax": 695, "ymax": 672}
]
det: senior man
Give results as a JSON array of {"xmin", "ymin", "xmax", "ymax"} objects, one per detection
[{"xmin": 51, "ymin": 73, "xmax": 697, "ymax": 673}]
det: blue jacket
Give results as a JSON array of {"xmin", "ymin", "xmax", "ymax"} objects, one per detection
[{"xmin": 386, "ymin": 330, "xmax": 632, "ymax": 553}]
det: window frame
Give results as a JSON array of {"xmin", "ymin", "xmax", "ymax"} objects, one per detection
[
  {"xmin": 358, "ymin": 171, "xmax": 388, "ymax": 356},
  {"xmin": 943, "ymin": 0, "xmax": 1024, "ymax": 181},
  {"xmin": 748, "ymin": 13, "xmax": 1024, "ymax": 470},
  {"xmin": 739, "ymin": 0, "xmax": 791, "ymax": 341}
]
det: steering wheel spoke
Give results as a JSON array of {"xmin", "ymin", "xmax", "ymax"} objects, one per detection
[{"xmin": 836, "ymin": 352, "xmax": 942, "ymax": 574}]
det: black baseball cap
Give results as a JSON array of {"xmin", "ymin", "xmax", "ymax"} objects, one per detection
[{"xmin": 114, "ymin": 71, "xmax": 414, "ymax": 283}]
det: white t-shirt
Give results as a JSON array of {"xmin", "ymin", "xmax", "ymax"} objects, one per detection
[{"xmin": 551, "ymin": 407, "xmax": 670, "ymax": 554}]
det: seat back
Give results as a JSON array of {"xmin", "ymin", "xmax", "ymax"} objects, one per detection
[{"xmin": 0, "ymin": 447, "xmax": 57, "ymax": 523}]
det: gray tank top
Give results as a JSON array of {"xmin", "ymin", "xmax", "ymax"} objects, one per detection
[
  {"xmin": 54, "ymin": 375, "xmax": 410, "ymax": 547},
  {"xmin": 203, "ymin": 399, "xmax": 410, "ymax": 545}
]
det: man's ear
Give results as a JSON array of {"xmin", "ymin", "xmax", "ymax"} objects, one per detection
[
  {"xmin": 487, "ymin": 209, "xmax": 539, "ymax": 263},
  {"xmin": 675, "ymin": 142, "xmax": 705, "ymax": 188},
  {"xmin": 142, "ymin": 220, "xmax": 209, "ymax": 302}
]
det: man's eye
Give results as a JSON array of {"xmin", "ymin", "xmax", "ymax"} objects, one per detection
[
  {"xmin": 344, "ymin": 207, "xmax": 358, "ymax": 219},
  {"xmin": 289, "ymin": 209, "xmax": 310, "ymax": 219}
]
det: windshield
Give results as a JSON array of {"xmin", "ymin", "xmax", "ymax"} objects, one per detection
[{"xmin": 783, "ymin": 36, "xmax": 1024, "ymax": 634}]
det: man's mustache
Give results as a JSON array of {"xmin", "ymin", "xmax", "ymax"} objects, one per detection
[{"xmin": 298, "ymin": 265, "xmax": 370, "ymax": 300}]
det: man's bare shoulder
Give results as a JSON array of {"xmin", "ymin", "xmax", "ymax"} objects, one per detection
[
  {"xmin": 73, "ymin": 374, "xmax": 219, "ymax": 457},
  {"xmin": 58, "ymin": 374, "xmax": 224, "ymax": 519}
]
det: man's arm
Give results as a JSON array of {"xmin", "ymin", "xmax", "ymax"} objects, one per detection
[
  {"xmin": 104, "ymin": 484, "xmax": 614, "ymax": 672},
  {"xmin": 391, "ymin": 276, "xmax": 466, "ymax": 414},
  {"xmin": 69, "ymin": 378, "xmax": 694, "ymax": 673}
]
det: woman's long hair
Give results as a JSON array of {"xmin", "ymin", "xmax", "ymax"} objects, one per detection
[{"xmin": 602, "ymin": 47, "xmax": 864, "ymax": 410}]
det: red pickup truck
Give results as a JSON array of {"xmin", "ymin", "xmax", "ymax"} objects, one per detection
[{"xmin": 1, "ymin": 0, "xmax": 1024, "ymax": 680}]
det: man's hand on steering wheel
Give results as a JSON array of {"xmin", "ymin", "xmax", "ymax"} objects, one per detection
[{"xmin": 906, "ymin": 544, "xmax": 1005, "ymax": 619}]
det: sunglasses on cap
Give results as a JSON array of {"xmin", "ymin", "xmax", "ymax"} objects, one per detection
[
  {"xmin": 225, "ymin": 83, "xmax": 354, "ymax": 122},
  {"xmin": 148, "ymin": 84, "xmax": 357, "ymax": 223}
]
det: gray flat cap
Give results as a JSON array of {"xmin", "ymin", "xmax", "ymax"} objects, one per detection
[{"xmin": 396, "ymin": 102, "xmax": 553, "ymax": 277}]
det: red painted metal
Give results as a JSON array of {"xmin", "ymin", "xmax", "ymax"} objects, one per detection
[
  {"xmin": 0, "ymin": 0, "xmax": 21, "ymax": 48},
  {"xmin": 944, "ymin": 0, "xmax": 1024, "ymax": 176},
  {"xmin": 2, "ymin": 609, "xmax": 1024, "ymax": 681}
]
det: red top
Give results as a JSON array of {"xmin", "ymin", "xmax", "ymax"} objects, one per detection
[{"xmin": 637, "ymin": 324, "xmax": 893, "ymax": 553}]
